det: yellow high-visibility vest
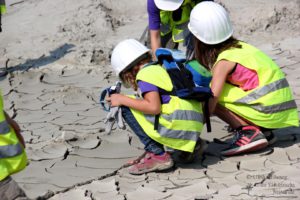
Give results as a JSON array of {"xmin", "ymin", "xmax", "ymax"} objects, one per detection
[
  {"xmin": 215, "ymin": 42, "xmax": 299, "ymax": 129},
  {"xmin": 0, "ymin": 0, "xmax": 6, "ymax": 14},
  {"xmin": 160, "ymin": 0, "xmax": 196, "ymax": 43},
  {"xmin": 0, "ymin": 90, "xmax": 27, "ymax": 181},
  {"xmin": 129, "ymin": 64, "xmax": 203, "ymax": 152}
]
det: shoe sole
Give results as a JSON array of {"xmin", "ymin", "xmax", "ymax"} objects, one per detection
[
  {"xmin": 129, "ymin": 160, "xmax": 174, "ymax": 175},
  {"xmin": 221, "ymin": 139, "xmax": 268, "ymax": 156}
]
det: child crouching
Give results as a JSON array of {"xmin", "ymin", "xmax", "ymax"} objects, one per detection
[{"xmin": 108, "ymin": 39, "xmax": 204, "ymax": 175}]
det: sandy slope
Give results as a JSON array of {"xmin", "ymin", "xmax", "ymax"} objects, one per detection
[{"xmin": 0, "ymin": 0, "xmax": 146, "ymax": 69}]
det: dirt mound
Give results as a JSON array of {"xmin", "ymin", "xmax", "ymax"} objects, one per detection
[
  {"xmin": 221, "ymin": 0, "xmax": 300, "ymax": 44},
  {"xmin": 0, "ymin": 0, "xmax": 146, "ymax": 68}
]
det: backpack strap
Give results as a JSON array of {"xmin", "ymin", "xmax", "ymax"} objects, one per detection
[
  {"xmin": 204, "ymin": 99, "xmax": 211, "ymax": 132},
  {"xmin": 154, "ymin": 114, "xmax": 160, "ymax": 130},
  {"xmin": 154, "ymin": 48, "xmax": 213, "ymax": 132},
  {"xmin": 176, "ymin": 62, "xmax": 194, "ymax": 90}
]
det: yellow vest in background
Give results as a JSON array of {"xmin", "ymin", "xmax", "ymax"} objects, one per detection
[
  {"xmin": 0, "ymin": 91, "xmax": 27, "ymax": 181},
  {"xmin": 0, "ymin": 0, "xmax": 6, "ymax": 14},
  {"xmin": 129, "ymin": 64, "xmax": 203, "ymax": 152},
  {"xmin": 160, "ymin": 0, "xmax": 195, "ymax": 43},
  {"xmin": 215, "ymin": 42, "xmax": 299, "ymax": 129}
]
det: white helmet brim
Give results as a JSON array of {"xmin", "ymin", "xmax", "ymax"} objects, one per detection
[{"xmin": 154, "ymin": 0, "xmax": 184, "ymax": 11}]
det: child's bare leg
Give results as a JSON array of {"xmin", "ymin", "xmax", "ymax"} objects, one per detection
[{"xmin": 213, "ymin": 104, "xmax": 249, "ymax": 129}]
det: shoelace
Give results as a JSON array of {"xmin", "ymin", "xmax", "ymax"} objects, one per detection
[
  {"xmin": 230, "ymin": 130, "xmax": 243, "ymax": 145},
  {"xmin": 230, "ymin": 128, "xmax": 256, "ymax": 145},
  {"xmin": 139, "ymin": 153, "xmax": 152, "ymax": 164}
]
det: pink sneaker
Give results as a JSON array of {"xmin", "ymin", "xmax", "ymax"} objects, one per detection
[
  {"xmin": 221, "ymin": 126, "xmax": 268, "ymax": 156},
  {"xmin": 123, "ymin": 152, "xmax": 147, "ymax": 167},
  {"xmin": 128, "ymin": 152, "xmax": 174, "ymax": 175}
]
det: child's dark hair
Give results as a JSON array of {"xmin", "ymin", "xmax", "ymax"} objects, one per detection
[
  {"xmin": 120, "ymin": 52, "xmax": 151, "ymax": 91},
  {"xmin": 194, "ymin": 36, "xmax": 241, "ymax": 70}
]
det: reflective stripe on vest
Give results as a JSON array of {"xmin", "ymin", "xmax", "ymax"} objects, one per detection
[
  {"xmin": 149, "ymin": 120, "xmax": 199, "ymax": 141},
  {"xmin": 130, "ymin": 96, "xmax": 203, "ymax": 152},
  {"xmin": 0, "ymin": 143, "xmax": 23, "ymax": 158},
  {"xmin": 216, "ymin": 42, "xmax": 299, "ymax": 128},
  {"xmin": 0, "ymin": 119, "xmax": 24, "ymax": 159},
  {"xmin": 161, "ymin": 109, "xmax": 203, "ymax": 122},
  {"xmin": 160, "ymin": 23, "xmax": 172, "ymax": 36},
  {"xmin": 144, "ymin": 110, "xmax": 203, "ymax": 141},
  {"xmin": 160, "ymin": 0, "xmax": 194, "ymax": 42},
  {"xmin": 235, "ymin": 78, "xmax": 289, "ymax": 103},
  {"xmin": 132, "ymin": 64, "xmax": 204, "ymax": 152},
  {"xmin": 250, "ymin": 100, "xmax": 297, "ymax": 114},
  {"xmin": 173, "ymin": 21, "xmax": 190, "ymax": 42},
  {"xmin": 0, "ymin": 90, "xmax": 27, "ymax": 181},
  {"xmin": 160, "ymin": 20, "xmax": 190, "ymax": 40},
  {"xmin": 175, "ymin": 21, "xmax": 189, "ymax": 30},
  {"xmin": 0, "ymin": 120, "xmax": 10, "ymax": 134},
  {"xmin": 235, "ymin": 78, "xmax": 298, "ymax": 114}
]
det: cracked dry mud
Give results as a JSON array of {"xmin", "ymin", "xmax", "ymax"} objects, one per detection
[{"xmin": 0, "ymin": 0, "xmax": 300, "ymax": 199}]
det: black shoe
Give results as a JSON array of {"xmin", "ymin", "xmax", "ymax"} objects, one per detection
[
  {"xmin": 178, "ymin": 138, "xmax": 208, "ymax": 163},
  {"xmin": 263, "ymin": 130, "xmax": 277, "ymax": 145},
  {"xmin": 221, "ymin": 126, "xmax": 268, "ymax": 156}
]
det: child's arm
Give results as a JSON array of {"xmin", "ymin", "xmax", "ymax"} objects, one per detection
[
  {"xmin": 107, "ymin": 91, "xmax": 161, "ymax": 115},
  {"xmin": 4, "ymin": 112, "xmax": 26, "ymax": 148},
  {"xmin": 209, "ymin": 60, "xmax": 236, "ymax": 115}
]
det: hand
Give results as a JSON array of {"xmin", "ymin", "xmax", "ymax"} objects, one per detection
[{"xmin": 106, "ymin": 93, "xmax": 124, "ymax": 107}]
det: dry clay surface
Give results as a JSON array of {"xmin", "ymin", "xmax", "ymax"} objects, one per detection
[{"xmin": 0, "ymin": 0, "xmax": 300, "ymax": 199}]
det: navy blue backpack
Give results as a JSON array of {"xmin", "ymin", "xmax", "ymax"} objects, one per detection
[{"xmin": 155, "ymin": 48, "xmax": 213, "ymax": 132}]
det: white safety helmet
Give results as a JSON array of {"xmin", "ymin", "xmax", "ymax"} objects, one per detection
[
  {"xmin": 111, "ymin": 39, "xmax": 150, "ymax": 78},
  {"xmin": 188, "ymin": 2, "xmax": 233, "ymax": 45},
  {"xmin": 154, "ymin": 0, "xmax": 184, "ymax": 11}
]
